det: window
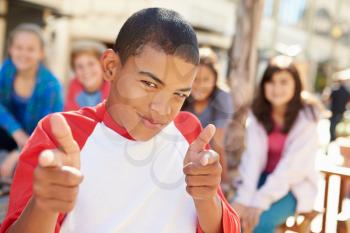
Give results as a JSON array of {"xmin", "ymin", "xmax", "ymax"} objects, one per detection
[{"xmin": 279, "ymin": 0, "xmax": 306, "ymax": 27}]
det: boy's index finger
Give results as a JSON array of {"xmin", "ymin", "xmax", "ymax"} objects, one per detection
[
  {"xmin": 39, "ymin": 150, "xmax": 63, "ymax": 168},
  {"xmin": 189, "ymin": 124, "xmax": 216, "ymax": 153},
  {"xmin": 50, "ymin": 113, "xmax": 80, "ymax": 155}
]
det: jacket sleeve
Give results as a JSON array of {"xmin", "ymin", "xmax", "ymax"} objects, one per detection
[
  {"xmin": 0, "ymin": 63, "xmax": 22, "ymax": 134},
  {"xmin": 0, "ymin": 116, "xmax": 65, "ymax": 233},
  {"xmin": 250, "ymin": 117, "xmax": 319, "ymax": 210},
  {"xmin": 235, "ymin": 116, "xmax": 267, "ymax": 206},
  {"xmin": 0, "ymin": 104, "xmax": 22, "ymax": 135},
  {"xmin": 197, "ymin": 188, "xmax": 241, "ymax": 233},
  {"xmin": 42, "ymin": 79, "xmax": 64, "ymax": 115}
]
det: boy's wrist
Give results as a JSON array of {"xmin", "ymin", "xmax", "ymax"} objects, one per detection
[
  {"xmin": 7, "ymin": 198, "xmax": 59, "ymax": 233},
  {"xmin": 193, "ymin": 194, "xmax": 221, "ymax": 207},
  {"xmin": 193, "ymin": 194, "xmax": 223, "ymax": 233},
  {"xmin": 30, "ymin": 197, "xmax": 59, "ymax": 217}
]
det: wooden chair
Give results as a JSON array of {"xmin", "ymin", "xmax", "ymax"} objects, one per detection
[
  {"xmin": 319, "ymin": 163, "xmax": 350, "ymax": 233},
  {"xmin": 278, "ymin": 211, "xmax": 319, "ymax": 233}
]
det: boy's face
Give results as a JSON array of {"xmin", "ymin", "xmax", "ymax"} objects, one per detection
[
  {"xmin": 103, "ymin": 45, "xmax": 197, "ymax": 141},
  {"xmin": 74, "ymin": 52, "xmax": 104, "ymax": 93}
]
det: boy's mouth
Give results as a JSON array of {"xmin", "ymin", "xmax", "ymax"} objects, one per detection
[{"xmin": 138, "ymin": 114, "xmax": 165, "ymax": 130}]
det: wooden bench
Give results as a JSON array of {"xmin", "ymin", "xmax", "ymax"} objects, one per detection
[
  {"xmin": 277, "ymin": 211, "xmax": 319, "ymax": 233},
  {"xmin": 319, "ymin": 163, "xmax": 350, "ymax": 233}
]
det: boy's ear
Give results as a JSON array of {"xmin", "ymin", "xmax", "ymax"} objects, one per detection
[{"xmin": 101, "ymin": 49, "xmax": 122, "ymax": 81}]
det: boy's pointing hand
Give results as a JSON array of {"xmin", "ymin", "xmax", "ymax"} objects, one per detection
[
  {"xmin": 33, "ymin": 114, "xmax": 83, "ymax": 213},
  {"xmin": 183, "ymin": 124, "xmax": 222, "ymax": 200}
]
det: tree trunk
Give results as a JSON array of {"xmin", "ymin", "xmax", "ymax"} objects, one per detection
[{"xmin": 225, "ymin": 0, "xmax": 265, "ymax": 183}]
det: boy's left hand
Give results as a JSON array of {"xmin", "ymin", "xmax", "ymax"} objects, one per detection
[{"xmin": 183, "ymin": 124, "xmax": 222, "ymax": 200}]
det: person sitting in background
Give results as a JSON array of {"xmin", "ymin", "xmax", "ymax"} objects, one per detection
[
  {"xmin": 232, "ymin": 56, "xmax": 320, "ymax": 233},
  {"xmin": 322, "ymin": 69, "xmax": 350, "ymax": 141},
  {"xmin": 0, "ymin": 23, "xmax": 63, "ymax": 178},
  {"xmin": 64, "ymin": 40, "xmax": 109, "ymax": 111},
  {"xmin": 182, "ymin": 47, "xmax": 234, "ymax": 184}
]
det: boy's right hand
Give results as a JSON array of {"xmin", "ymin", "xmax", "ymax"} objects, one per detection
[{"xmin": 33, "ymin": 113, "xmax": 83, "ymax": 213}]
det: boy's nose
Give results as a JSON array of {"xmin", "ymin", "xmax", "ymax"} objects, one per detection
[{"xmin": 150, "ymin": 94, "xmax": 171, "ymax": 116}]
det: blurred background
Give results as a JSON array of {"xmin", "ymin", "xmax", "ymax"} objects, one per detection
[
  {"xmin": 1, "ymin": 1, "xmax": 350, "ymax": 232},
  {"xmin": 0, "ymin": 0, "xmax": 349, "ymax": 91}
]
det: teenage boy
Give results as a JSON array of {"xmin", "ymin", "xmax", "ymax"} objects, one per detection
[{"xmin": 1, "ymin": 8, "xmax": 240, "ymax": 233}]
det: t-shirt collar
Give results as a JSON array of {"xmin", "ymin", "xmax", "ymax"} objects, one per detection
[{"xmin": 98, "ymin": 101, "xmax": 135, "ymax": 140}]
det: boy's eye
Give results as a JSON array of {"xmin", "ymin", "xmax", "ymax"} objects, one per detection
[
  {"xmin": 141, "ymin": 80, "xmax": 158, "ymax": 89},
  {"xmin": 174, "ymin": 93, "xmax": 188, "ymax": 99}
]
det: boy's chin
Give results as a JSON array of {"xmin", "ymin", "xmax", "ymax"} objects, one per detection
[{"xmin": 129, "ymin": 128, "xmax": 162, "ymax": 141}]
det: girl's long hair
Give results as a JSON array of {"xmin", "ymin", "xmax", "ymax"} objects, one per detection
[{"xmin": 252, "ymin": 56, "xmax": 305, "ymax": 134}]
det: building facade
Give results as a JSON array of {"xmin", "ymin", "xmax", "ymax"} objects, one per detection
[{"xmin": 0, "ymin": 0, "xmax": 235, "ymax": 84}]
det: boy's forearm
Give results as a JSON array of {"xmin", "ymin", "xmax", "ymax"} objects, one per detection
[
  {"xmin": 194, "ymin": 195, "xmax": 223, "ymax": 233},
  {"xmin": 8, "ymin": 198, "xmax": 58, "ymax": 233}
]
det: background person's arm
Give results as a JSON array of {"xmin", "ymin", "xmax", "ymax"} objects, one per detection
[
  {"xmin": 212, "ymin": 128, "xmax": 229, "ymax": 183},
  {"xmin": 211, "ymin": 90, "xmax": 234, "ymax": 183}
]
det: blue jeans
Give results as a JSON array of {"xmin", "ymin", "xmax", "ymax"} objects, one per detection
[{"xmin": 253, "ymin": 172, "xmax": 297, "ymax": 233}]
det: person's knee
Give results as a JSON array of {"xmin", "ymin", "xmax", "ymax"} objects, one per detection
[
  {"xmin": 253, "ymin": 210, "xmax": 287, "ymax": 233},
  {"xmin": 253, "ymin": 221, "xmax": 275, "ymax": 233}
]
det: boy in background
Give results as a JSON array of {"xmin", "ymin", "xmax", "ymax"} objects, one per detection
[{"xmin": 64, "ymin": 40, "xmax": 110, "ymax": 111}]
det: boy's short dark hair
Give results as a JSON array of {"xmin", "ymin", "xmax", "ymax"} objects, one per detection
[{"xmin": 114, "ymin": 8, "xmax": 199, "ymax": 65}]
